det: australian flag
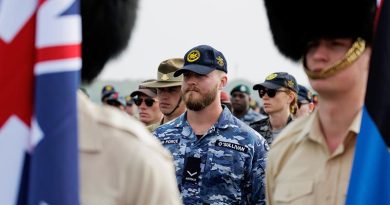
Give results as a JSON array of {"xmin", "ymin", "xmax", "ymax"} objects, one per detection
[
  {"xmin": 0, "ymin": 0, "xmax": 81, "ymax": 204},
  {"xmin": 346, "ymin": 0, "xmax": 390, "ymax": 204}
]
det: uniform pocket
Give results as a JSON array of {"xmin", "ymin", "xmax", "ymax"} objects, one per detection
[{"xmin": 274, "ymin": 180, "xmax": 314, "ymax": 204}]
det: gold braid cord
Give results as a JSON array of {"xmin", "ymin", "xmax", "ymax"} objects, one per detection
[{"xmin": 305, "ymin": 38, "xmax": 366, "ymax": 79}]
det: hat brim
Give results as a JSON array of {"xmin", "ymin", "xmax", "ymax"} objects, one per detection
[
  {"xmin": 130, "ymin": 89, "xmax": 156, "ymax": 98},
  {"xmin": 141, "ymin": 80, "xmax": 182, "ymax": 88},
  {"xmin": 253, "ymin": 82, "xmax": 283, "ymax": 90},
  {"xmin": 173, "ymin": 64, "xmax": 214, "ymax": 77}
]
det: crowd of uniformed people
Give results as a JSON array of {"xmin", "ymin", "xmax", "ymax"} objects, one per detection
[{"xmin": 76, "ymin": 0, "xmax": 378, "ymax": 204}]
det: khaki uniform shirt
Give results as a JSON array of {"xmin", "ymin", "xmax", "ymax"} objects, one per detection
[
  {"xmin": 78, "ymin": 92, "xmax": 181, "ymax": 205},
  {"xmin": 266, "ymin": 109, "xmax": 362, "ymax": 205}
]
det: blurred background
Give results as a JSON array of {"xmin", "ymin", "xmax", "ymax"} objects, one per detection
[{"xmin": 83, "ymin": 0, "xmax": 310, "ymax": 103}]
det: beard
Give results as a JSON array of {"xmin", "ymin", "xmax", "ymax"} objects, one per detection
[{"xmin": 183, "ymin": 85, "xmax": 218, "ymax": 111}]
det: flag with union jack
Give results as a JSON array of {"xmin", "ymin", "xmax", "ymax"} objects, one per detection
[{"xmin": 0, "ymin": 0, "xmax": 81, "ymax": 204}]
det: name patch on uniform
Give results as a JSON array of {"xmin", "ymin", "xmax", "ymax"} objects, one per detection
[
  {"xmin": 161, "ymin": 139, "xmax": 180, "ymax": 145},
  {"xmin": 182, "ymin": 157, "xmax": 201, "ymax": 184},
  {"xmin": 215, "ymin": 140, "xmax": 248, "ymax": 153}
]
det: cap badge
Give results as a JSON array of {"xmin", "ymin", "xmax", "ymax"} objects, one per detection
[
  {"xmin": 161, "ymin": 74, "xmax": 170, "ymax": 81},
  {"xmin": 266, "ymin": 73, "xmax": 277, "ymax": 80},
  {"xmin": 287, "ymin": 80, "xmax": 295, "ymax": 89},
  {"xmin": 240, "ymin": 86, "xmax": 247, "ymax": 92},
  {"xmin": 307, "ymin": 91, "xmax": 312, "ymax": 100},
  {"xmin": 125, "ymin": 96, "xmax": 131, "ymax": 101},
  {"xmin": 187, "ymin": 50, "xmax": 200, "ymax": 62},
  {"xmin": 216, "ymin": 56, "xmax": 224, "ymax": 67},
  {"xmin": 105, "ymin": 86, "xmax": 112, "ymax": 91}
]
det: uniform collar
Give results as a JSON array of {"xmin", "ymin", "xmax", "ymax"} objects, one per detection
[
  {"xmin": 294, "ymin": 109, "xmax": 362, "ymax": 144},
  {"xmin": 174, "ymin": 106, "xmax": 234, "ymax": 137}
]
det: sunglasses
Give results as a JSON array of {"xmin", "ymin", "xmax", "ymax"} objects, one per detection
[
  {"xmin": 133, "ymin": 98, "xmax": 156, "ymax": 107},
  {"xmin": 258, "ymin": 88, "xmax": 288, "ymax": 98}
]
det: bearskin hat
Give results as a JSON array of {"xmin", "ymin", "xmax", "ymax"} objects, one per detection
[
  {"xmin": 264, "ymin": 0, "xmax": 376, "ymax": 61},
  {"xmin": 81, "ymin": 0, "xmax": 138, "ymax": 83}
]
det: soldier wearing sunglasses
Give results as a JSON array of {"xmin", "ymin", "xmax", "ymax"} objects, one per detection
[
  {"xmin": 250, "ymin": 72, "xmax": 298, "ymax": 145},
  {"xmin": 130, "ymin": 80, "xmax": 163, "ymax": 128},
  {"xmin": 141, "ymin": 58, "xmax": 187, "ymax": 132}
]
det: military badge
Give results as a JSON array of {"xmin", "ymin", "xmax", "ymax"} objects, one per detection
[
  {"xmin": 307, "ymin": 90, "xmax": 312, "ymax": 100},
  {"xmin": 266, "ymin": 73, "xmax": 277, "ymax": 80},
  {"xmin": 161, "ymin": 74, "xmax": 169, "ymax": 81},
  {"xmin": 216, "ymin": 56, "xmax": 224, "ymax": 67},
  {"xmin": 287, "ymin": 80, "xmax": 295, "ymax": 89},
  {"xmin": 187, "ymin": 50, "xmax": 200, "ymax": 62}
]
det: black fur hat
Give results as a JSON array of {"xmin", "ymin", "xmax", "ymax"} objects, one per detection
[
  {"xmin": 81, "ymin": 0, "xmax": 138, "ymax": 83},
  {"xmin": 264, "ymin": 0, "xmax": 376, "ymax": 61}
]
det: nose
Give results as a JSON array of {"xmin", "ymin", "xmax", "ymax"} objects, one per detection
[{"xmin": 308, "ymin": 41, "xmax": 329, "ymax": 63}]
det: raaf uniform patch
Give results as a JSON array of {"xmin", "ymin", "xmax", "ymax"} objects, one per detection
[
  {"xmin": 187, "ymin": 50, "xmax": 200, "ymax": 62},
  {"xmin": 266, "ymin": 73, "xmax": 277, "ymax": 80},
  {"xmin": 162, "ymin": 139, "xmax": 180, "ymax": 145},
  {"xmin": 215, "ymin": 140, "xmax": 248, "ymax": 153}
]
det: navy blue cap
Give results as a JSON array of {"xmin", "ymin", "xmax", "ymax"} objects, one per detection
[
  {"xmin": 230, "ymin": 84, "xmax": 251, "ymax": 95},
  {"xmin": 101, "ymin": 85, "xmax": 116, "ymax": 102},
  {"xmin": 253, "ymin": 72, "xmax": 298, "ymax": 93},
  {"xmin": 297, "ymin": 84, "xmax": 313, "ymax": 102},
  {"xmin": 174, "ymin": 45, "xmax": 227, "ymax": 77}
]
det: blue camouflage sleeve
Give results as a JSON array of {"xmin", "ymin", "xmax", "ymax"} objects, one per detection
[{"xmin": 245, "ymin": 135, "xmax": 269, "ymax": 205}]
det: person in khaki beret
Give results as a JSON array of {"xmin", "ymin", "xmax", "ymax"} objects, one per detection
[
  {"xmin": 141, "ymin": 58, "xmax": 187, "ymax": 132},
  {"xmin": 78, "ymin": 0, "xmax": 181, "ymax": 204}
]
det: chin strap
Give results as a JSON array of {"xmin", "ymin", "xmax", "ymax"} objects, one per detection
[
  {"xmin": 166, "ymin": 97, "xmax": 182, "ymax": 117},
  {"xmin": 304, "ymin": 37, "xmax": 366, "ymax": 80}
]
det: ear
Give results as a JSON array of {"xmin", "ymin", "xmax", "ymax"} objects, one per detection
[
  {"xmin": 309, "ymin": 102, "xmax": 315, "ymax": 111},
  {"xmin": 219, "ymin": 75, "xmax": 228, "ymax": 90},
  {"xmin": 287, "ymin": 91, "xmax": 296, "ymax": 104}
]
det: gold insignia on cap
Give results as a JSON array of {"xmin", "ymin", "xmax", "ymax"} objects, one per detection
[
  {"xmin": 216, "ymin": 56, "xmax": 224, "ymax": 67},
  {"xmin": 105, "ymin": 86, "xmax": 112, "ymax": 91},
  {"xmin": 266, "ymin": 73, "xmax": 277, "ymax": 80},
  {"xmin": 161, "ymin": 74, "xmax": 170, "ymax": 81},
  {"xmin": 125, "ymin": 96, "xmax": 131, "ymax": 101},
  {"xmin": 187, "ymin": 50, "xmax": 200, "ymax": 62},
  {"xmin": 287, "ymin": 80, "xmax": 295, "ymax": 88},
  {"xmin": 307, "ymin": 91, "xmax": 312, "ymax": 100}
]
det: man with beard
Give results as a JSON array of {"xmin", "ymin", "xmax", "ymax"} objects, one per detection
[
  {"xmin": 230, "ymin": 84, "xmax": 265, "ymax": 125},
  {"xmin": 78, "ymin": 0, "xmax": 181, "ymax": 204},
  {"xmin": 153, "ymin": 45, "xmax": 269, "ymax": 205},
  {"xmin": 141, "ymin": 58, "xmax": 186, "ymax": 131}
]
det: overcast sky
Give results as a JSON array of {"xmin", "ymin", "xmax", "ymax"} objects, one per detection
[{"xmin": 99, "ymin": 0, "xmax": 309, "ymax": 86}]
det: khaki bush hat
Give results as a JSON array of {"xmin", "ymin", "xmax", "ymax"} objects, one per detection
[{"xmin": 141, "ymin": 58, "xmax": 184, "ymax": 88}]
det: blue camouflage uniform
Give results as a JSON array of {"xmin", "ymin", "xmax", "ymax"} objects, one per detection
[
  {"xmin": 153, "ymin": 107, "xmax": 269, "ymax": 205},
  {"xmin": 250, "ymin": 116, "xmax": 293, "ymax": 145},
  {"xmin": 238, "ymin": 108, "xmax": 266, "ymax": 125}
]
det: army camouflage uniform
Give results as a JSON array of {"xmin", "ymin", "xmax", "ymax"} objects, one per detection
[
  {"xmin": 250, "ymin": 116, "xmax": 293, "ymax": 146},
  {"xmin": 153, "ymin": 107, "xmax": 269, "ymax": 205},
  {"xmin": 239, "ymin": 108, "xmax": 266, "ymax": 125}
]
